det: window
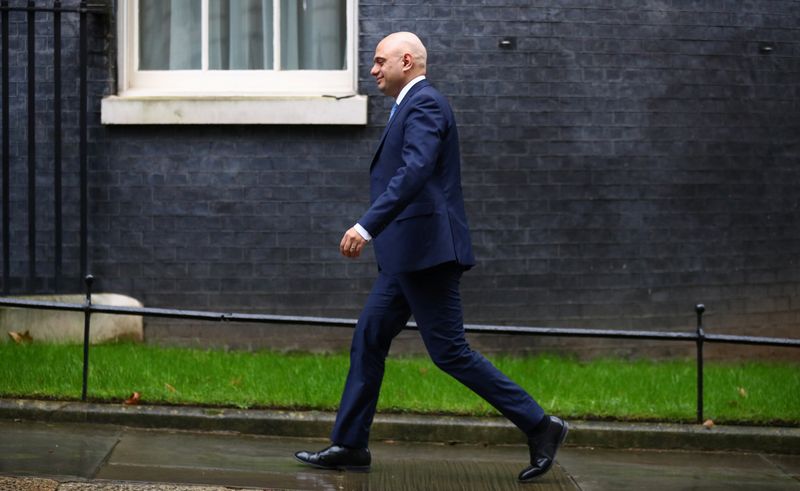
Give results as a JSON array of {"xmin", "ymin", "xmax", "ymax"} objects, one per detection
[{"xmin": 103, "ymin": 0, "xmax": 367, "ymax": 124}]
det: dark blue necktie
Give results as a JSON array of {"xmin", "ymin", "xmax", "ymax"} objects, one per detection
[{"xmin": 389, "ymin": 103, "xmax": 398, "ymax": 121}]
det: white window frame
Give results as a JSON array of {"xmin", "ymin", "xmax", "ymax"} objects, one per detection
[{"xmin": 102, "ymin": 0, "xmax": 367, "ymax": 125}]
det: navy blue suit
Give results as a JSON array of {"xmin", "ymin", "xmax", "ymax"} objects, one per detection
[
  {"xmin": 358, "ymin": 79, "xmax": 474, "ymax": 274},
  {"xmin": 331, "ymin": 79, "xmax": 544, "ymax": 448}
]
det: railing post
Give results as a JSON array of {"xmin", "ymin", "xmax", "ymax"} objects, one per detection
[
  {"xmin": 1, "ymin": 0, "xmax": 9, "ymax": 295},
  {"xmin": 81, "ymin": 274, "xmax": 94, "ymax": 401},
  {"xmin": 54, "ymin": 0, "xmax": 63, "ymax": 292},
  {"xmin": 26, "ymin": 0, "xmax": 36, "ymax": 283},
  {"xmin": 695, "ymin": 304, "xmax": 706, "ymax": 423},
  {"xmin": 79, "ymin": 0, "xmax": 88, "ymax": 285}
]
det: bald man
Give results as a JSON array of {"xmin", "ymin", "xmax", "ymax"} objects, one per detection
[{"xmin": 295, "ymin": 32, "xmax": 568, "ymax": 483}]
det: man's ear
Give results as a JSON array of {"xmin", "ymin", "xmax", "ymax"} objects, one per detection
[{"xmin": 402, "ymin": 53, "xmax": 413, "ymax": 71}]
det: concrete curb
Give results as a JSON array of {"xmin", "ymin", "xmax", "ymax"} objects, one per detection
[{"xmin": 1, "ymin": 398, "xmax": 798, "ymax": 454}]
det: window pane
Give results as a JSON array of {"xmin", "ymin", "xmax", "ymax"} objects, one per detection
[
  {"xmin": 281, "ymin": 0, "xmax": 346, "ymax": 70},
  {"xmin": 139, "ymin": 0, "xmax": 201, "ymax": 70},
  {"xmin": 210, "ymin": 0, "xmax": 274, "ymax": 70}
]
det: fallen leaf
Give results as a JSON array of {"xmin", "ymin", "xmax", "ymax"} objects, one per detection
[
  {"xmin": 419, "ymin": 367, "xmax": 429, "ymax": 376},
  {"xmin": 702, "ymin": 419, "xmax": 714, "ymax": 429},
  {"xmin": 165, "ymin": 383, "xmax": 177, "ymax": 393},
  {"xmin": 737, "ymin": 387, "xmax": 747, "ymax": 398},
  {"xmin": 123, "ymin": 392, "xmax": 141, "ymax": 405},
  {"xmin": 8, "ymin": 331, "xmax": 33, "ymax": 344},
  {"xmin": 230, "ymin": 377, "xmax": 242, "ymax": 387}
]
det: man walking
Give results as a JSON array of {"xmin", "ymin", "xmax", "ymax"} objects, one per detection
[{"xmin": 295, "ymin": 32, "xmax": 568, "ymax": 482}]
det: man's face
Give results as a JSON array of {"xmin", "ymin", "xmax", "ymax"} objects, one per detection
[{"xmin": 370, "ymin": 40, "xmax": 406, "ymax": 98}]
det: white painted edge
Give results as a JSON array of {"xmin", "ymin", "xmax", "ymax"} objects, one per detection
[{"xmin": 101, "ymin": 95, "xmax": 369, "ymax": 125}]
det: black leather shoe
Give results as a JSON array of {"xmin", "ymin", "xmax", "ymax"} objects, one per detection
[
  {"xmin": 518, "ymin": 416, "xmax": 569, "ymax": 482},
  {"xmin": 294, "ymin": 444, "xmax": 371, "ymax": 471}
]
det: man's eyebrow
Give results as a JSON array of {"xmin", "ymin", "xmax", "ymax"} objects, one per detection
[{"xmin": 374, "ymin": 56, "xmax": 386, "ymax": 62}]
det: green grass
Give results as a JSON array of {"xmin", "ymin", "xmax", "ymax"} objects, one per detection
[{"xmin": 1, "ymin": 342, "xmax": 798, "ymax": 425}]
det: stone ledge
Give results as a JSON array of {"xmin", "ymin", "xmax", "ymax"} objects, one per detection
[
  {"xmin": 101, "ymin": 95, "xmax": 369, "ymax": 125},
  {"xmin": 0, "ymin": 294, "xmax": 143, "ymax": 344},
  {"xmin": 1, "ymin": 399, "xmax": 797, "ymax": 454}
]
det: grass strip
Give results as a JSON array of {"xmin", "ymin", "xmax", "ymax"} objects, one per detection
[{"xmin": 0, "ymin": 342, "xmax": 797, "ymax": 425}]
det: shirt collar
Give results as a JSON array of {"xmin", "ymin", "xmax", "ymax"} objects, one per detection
[{"xmin": 395, "ymin": 75, "xmax": 426, "ymax": 106}]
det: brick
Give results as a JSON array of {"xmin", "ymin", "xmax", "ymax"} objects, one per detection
[{"xmin": 1, "ymin": 1, "xmax": 798, "ymax": 357}]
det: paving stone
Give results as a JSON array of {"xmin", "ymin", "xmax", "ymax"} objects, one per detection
[{"xmin": 2, "ymin": 419, "xmax": 799, "ymax": 490}]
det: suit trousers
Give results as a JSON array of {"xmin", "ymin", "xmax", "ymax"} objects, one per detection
[{"xmin": 330, "ymin": 261, "xmax": 545, "ymax": 448}]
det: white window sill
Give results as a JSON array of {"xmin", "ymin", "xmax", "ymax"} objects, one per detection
[{"xmin": 101, "ymin": 94, "xmax": 369, "ymax": 125}]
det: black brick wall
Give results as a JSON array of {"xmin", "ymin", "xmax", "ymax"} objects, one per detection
[{"xmin": 3, "ymin": 0, "xmax": 799, "ymax": 359}]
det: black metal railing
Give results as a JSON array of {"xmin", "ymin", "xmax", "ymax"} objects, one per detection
[
  {"xmin": 1, "ymin": 274, "xmax": 798, "ymax": 423},
  {"xmin": 0, "ymin": 1, "xmax": 107, "ymax": 294}
]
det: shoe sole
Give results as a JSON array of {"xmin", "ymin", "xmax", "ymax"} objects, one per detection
[
  {"xmin": 518, "ymin": 420, "xmax": 570, "ymax": 483},
  {"xmin": 294, "ymin": 455, "xmax": 370, "ymax": 472}
]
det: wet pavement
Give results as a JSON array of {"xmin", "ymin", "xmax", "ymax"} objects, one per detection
[{"xmin": 1, "ymin": 419, "xmax": 799, "ymax": 490}]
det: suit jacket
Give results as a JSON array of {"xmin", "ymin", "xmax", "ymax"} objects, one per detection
[{"xmin": 359, "ymin": 79, "xmax": 475, "ymax": 274}]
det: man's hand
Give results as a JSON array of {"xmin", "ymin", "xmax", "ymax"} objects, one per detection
[{"xmin": 340, "ymin": 227, "xmax": 367, "ymax": 258}]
